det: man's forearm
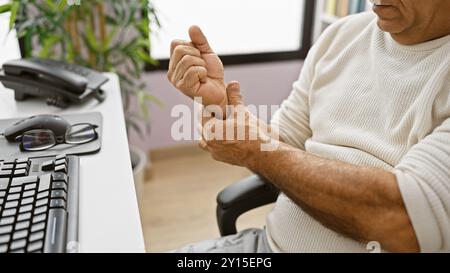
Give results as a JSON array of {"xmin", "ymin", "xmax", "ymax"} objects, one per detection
[{"xmin": 246, "ymin": 141, "xmax": 419, "ymax": 252}]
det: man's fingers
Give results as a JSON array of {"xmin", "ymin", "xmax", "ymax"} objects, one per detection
[
  {"xmin": 176, "ymin": 66, "xmax": 208, "ymax": 93},
  {"xmin": 168, "ymin": 45, "xmax": 202, "ymax": 81},
  {"xmin": 189, "ymin": 25, "xmax": 214, "ymax": 54},
  {"xmin": 172, "ymin": 55, "xmax": 206, "ymax": 84},
  {"xmin": 170, "ymin": 39, "xmax": 193, "ymax": 57},
  {"xmin": 226, "ymin": 81, "xmax": 244, "ymax": 106}
]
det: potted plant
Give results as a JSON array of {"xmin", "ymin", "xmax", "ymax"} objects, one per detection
[{"xmin": 0, "ymin": 0, "xmax": 161, "ymax": 203}]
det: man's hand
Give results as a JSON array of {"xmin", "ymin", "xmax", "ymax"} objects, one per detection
[
  {"xmin": 168, "ymin": 26, "xmax": 227, "ymax": 110},
  {"xmin": 199, "ymin": 82, "xmax": 278, "ymax": 167}
]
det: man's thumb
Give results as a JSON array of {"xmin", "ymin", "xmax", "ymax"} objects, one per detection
[
  {"xmin": 189, "ymin": 25, "xmax": 213, "ymax": 54},
  {"xmin": 226, "ymin": 81, "xmax": 244, "ymax": 106}
]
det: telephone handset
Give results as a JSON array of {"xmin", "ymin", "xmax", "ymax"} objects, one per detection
[{"xmin": 0, "ymin": 58, "xmax": 109, "ymax": 108}]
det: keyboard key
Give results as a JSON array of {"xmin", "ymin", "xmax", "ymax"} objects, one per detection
[
  {"xmin": 0, "ymin": 191, "xmax": 5, "ymax": 198},
  {"xmin": 12, "ymin": 229, "xmax": 28, "ymax": 240},
  {"xmin": 15, "ymin": 158, "xmax": 28, "ymax": 164},
  {"xmin": 0, "ymin": 197, "xmax": 4, "ymax": 205},
  {"xmin": 32, "ymin": 213, "xmax": 46, "ymax": 224},
  {"xmin": 15, "ymin": 221, "xmax": 30, "ymax": 230},
  {"xmin": 24, "ymin": 183, "xmax": 37, "ymax": 191},
  {"xmin": 0, "ymin": 234, "xmax": 10, "ymax": 244},
  {"xmin": 52, "ymin": 172, "xmax": 68, "ymax": 183},
  {"xmin": 0, "ymin": 244, "xmax": 7, "ymax": 253},
  {"xmin": 1, "ymin": 163, "xmax": 14, "ymax": 170},
  {"xmin": 31, "ymin": 222, "xmax": 45, "ymax": 233},
  {"xmin": 13, "ymin": 169, "xmax": 27, "ymax": 177},
  {"xmin": 10, "ymin": 248, "xmax": 25, "ymax": 253},
  {"xmin": 35, "ymin": 198, "xmax": 48, "ymax": 207},
  {"xmin": 34, "ymin": 206, "xmax": 47, "ymax": 215},
  {"xmin": 38, "ymin": 174, "xmax": 51, "ymax": 192},
  {"xmin": 10, "ymin": 239, "xmax": 26, "ymax": 250},
  {"xmin": 20, "ymin": 197, "xmax": 34, "ymax": 205},
  {"xmin": 6, "ymin": 193, "xmax": 20, "ymax": 201},
  {"xmin": 0, "ymin": 178, "xmax": 9, "ymax": 190},
  {"xmin": 29, "ymin": 231, "xmax": 45, "ymax": 242},
  {"xmin": 0, "ymin": 216, "xmax": 14, "ymax": 226},
  {"xmin": 8, "ymin": 186, "xmax": 21, "ymax": 194},
  {"xmin": 0, "ymin": 170, "xmax": 12, "ymax": 178},
  {"xmin": 41, "ymin": 160, "xmax": 55, "ymax": 172},
  {"xmin": 2, "ymin": 208, "xmax": 17, "ymax": 217},
  {"xmin": 17, "ymin": 212, "xmax": 32, "ymax": 222},
  {"xmin": 19, "ymin": 204, "xmax": 33, "ymax": 213},
  {"xmin": 51, "ymin": 190, "xmax": 67, "ymax": 200},
  {"xmin": 0, "ymin": 225, "xmax": 13, "ymax": 234},
  {"xmin": 54, "ymin": 158, "xmax": 66, "ymax": 166},
  {"xmin": 11, "ymin": 176, "xmax": 38, "ymax": 187},
  {"xmin": 15, "ymin": 163, "xmax": 28, "ymax": 170},
  {"xmin": 22, "ymin": 190, "xmax": 35, "ymax": 198},
  {"xmin": 27, "ymin": 240, "xmax": 43, "ymax": 252},
  {"xmin": 37, "ymin": 191, "xmax": 49, "ymax": 199},
  {"xmin": 54, "ymin": 165, "xmax": 67, "ymax": 173},
  {"xmin": 52, "ymin": 182, "xmax": 68, "ymax": 192},
  {"xmin": 4, "ymin": 200, "xmax": 19, "ymax": 209},
  {"xmin": 50, "ymin": 199, "xmax": 66, "ymax": 209},
  {"xmin": 44, "ymin": 208, "xmax": 67, "ymax": 253}
]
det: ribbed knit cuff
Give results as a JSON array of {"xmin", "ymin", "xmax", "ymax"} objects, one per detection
[{"xmin": 395, "ymin": 170, "xmax": 442, "ymax": 252}]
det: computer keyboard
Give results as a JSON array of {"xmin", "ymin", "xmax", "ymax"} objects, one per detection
[{"xmin": 0, "ymin": 154, "xmax": 79, "ymax": 253}]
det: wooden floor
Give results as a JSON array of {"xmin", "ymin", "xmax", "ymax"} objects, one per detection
[{"xmin": 139, "ymin": 145, "xmax": 274, "ymax": 252}]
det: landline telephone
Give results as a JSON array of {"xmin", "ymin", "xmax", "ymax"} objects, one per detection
[{"xmin": 0, "ymin": 58, "xmax": 109, "ymax": 108}]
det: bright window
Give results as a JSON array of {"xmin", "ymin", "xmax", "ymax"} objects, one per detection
[{"xmin": 150, "ymin": 0, "xmax": 305, "ymax": 60}]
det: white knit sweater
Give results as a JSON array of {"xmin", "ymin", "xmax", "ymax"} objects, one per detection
[{"xmin": 267, "ymin": 12, "xmax": 450, "ymax": 253}]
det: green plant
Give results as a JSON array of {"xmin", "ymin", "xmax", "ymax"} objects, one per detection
[{"xmin": 0, "ymin": 0, "xmax": 162, "ymax": 136}]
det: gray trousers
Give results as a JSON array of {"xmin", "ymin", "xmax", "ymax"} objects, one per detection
[{"xmin": 171, "ymin": 228, "xmax": 273, "ymax": 253}]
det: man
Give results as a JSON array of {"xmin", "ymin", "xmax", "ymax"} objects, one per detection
[{"xmin": 167, "ymin": 0, "xmax": 450, "ymax": 253}]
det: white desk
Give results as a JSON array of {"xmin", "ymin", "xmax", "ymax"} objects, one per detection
[{"xmin": 0, "ymin": 73, "xmax": 146, "ymax": 252}]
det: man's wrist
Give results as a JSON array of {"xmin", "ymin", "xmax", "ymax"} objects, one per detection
[
  {"xmin": 243, "ymin": 142, "xmax": 261, "ymax": 171},
  {"xmin": 244, "ymin": 138, "xmax": 282, "ymax": 172}
]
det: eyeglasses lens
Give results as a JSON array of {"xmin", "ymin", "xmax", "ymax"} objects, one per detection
[
  {"xmin": 65, "ymin": 124, "xmax": 97, "ymax": 144},
  {"xmin": 22, "ymin": 130, "xmax": 56, "ymax": 151}
]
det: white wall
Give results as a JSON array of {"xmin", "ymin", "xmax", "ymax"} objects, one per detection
[{"xmin": 129, "ymin": 60, "xmax": 304, "ymax": 151}]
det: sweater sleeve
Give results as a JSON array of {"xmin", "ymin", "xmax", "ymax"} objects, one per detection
[
  {"xmin": 270, "ymin": 68, "xmax": 312, "ymax": 150},
  {"xmin": 270, "ymin": 14, "xmax": 358, "ymax": 150},
  {"xmin": 394, "ymin": 117, "xmax": 450, "ymax": 252},
  {"xmin": 270, "ymin": 27, "xmax": 326, "ymax": 149}
]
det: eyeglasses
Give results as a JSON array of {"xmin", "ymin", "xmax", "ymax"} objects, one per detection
[{"xmin": 18, "ymin": 123, "xmax": 99, "ymax": 151}]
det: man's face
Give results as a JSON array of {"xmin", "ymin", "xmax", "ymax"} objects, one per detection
[{"xmin": 372, "ymin": 0, "xmax": 446, "ymax": 34}]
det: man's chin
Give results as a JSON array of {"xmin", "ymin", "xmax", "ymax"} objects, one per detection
[{"xmin": 376, "ymin": 19, "xmax": 406, "ymax": 34}]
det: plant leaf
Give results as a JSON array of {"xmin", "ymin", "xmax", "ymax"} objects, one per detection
[
  {"xmin": 8, "ymin": 1, "xmax": 20, "ymax": 30},
  {"xmin": 144, "ymin": 93, "xmax": 163, "ymax": 107},
  {"xmin": 44, "ymin": 0, "xmax": 56, "ymax": 11},
  {"xmin": 38, "ymin": 34, "xmax": 61, "ymax": 58},
  {"xmin": 0, "ymin": 3, "xmax": 11, "ymax": 14}
]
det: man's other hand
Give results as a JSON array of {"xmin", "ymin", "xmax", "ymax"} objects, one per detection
[
  {"xmin": 199, "ymin": 82, "xmax": 279, "ymax": 168},
  {"xmin": 168, "ymin": 26, "xmax": 227, "ymax": 110}
]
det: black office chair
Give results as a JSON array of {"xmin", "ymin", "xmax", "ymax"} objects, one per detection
[{"xmin": 216, "ymin": 175, "xmax": 280, "ymax": 236}]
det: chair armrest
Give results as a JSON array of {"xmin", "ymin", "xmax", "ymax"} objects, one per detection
[{"xmin": 216, "ymin": 175, "xmax": 279, "ymax": 236}]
